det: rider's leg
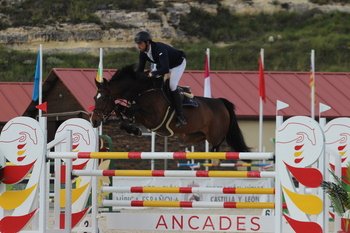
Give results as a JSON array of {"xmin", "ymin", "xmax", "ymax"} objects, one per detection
[
  {"xmin": 171, "ymin": 88, "xmax": 187, "ymax": 127},
  {"xmin": 169, "ymin": 59, "xmax": 187, "ymax": 127}
]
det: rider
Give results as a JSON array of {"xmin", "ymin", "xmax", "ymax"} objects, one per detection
[{"xmin": 134, "ymin": 31, "xmax": 187, "ymax": 128}]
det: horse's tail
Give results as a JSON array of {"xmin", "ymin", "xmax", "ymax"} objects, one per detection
[{"xmin": 219, "ymin": 98, "xmax": 251, "ymax": 152}]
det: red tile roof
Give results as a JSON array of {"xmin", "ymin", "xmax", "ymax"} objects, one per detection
[
  {"xmin": 45, "ymin": 68, "xmax": 117, "ymax": 113},
  {"xmin": 0, "ymin": 82, "xmax": 33, "ymax": 122},
  {"xmin": 181, "ymin": 71, "xmax": 350, "ymax": 118},
  {"xmin": 2, "ymin": 69, "xmax": 350, "ymax": 123}
]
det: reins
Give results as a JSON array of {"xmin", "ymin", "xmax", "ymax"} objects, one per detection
[{"xmin": 115, "ymin": 77, "xmax": 160, "ymax": 104}]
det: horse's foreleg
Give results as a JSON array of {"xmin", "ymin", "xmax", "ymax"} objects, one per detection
[
  {"xmin": 115, "ymin": 109, "xmax": 129, "ymax": 131},
  {"xmin": 115, "ymin": 107, "xmax": 142, "ymax": 137},
  {"xmin": 129, "ymin": 117, "xmax": 142, "ymax": 137}
]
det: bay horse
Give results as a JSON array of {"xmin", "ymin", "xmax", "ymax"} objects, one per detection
[{"xmin": 90, "ymin": 65, "xmax": 250, "ymax": 163}]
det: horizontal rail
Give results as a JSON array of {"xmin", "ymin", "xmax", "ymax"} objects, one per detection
[
  {"xmin": 101, "ymin": 186, "xmax": 276, "ymax": 194},
  {"xmin": 102, "ymin": 200, "xmax": 287, "ymax": 209},
  {"xmin": 73, "ymin": 170, "xmax": 276, "ymax": 178},
  {"xmin": 177, "ymin": 163, "xmax": 273, "ymax": 167},
  {"xmin": 48, "ymin": 152, "xmax": 274, "ymax": 160}
]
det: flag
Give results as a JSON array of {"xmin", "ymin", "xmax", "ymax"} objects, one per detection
[
  {"xmin": 277, "ymin": 100, "xmax": 289, "ymax": 111},
  {"xmin": 258, "ymin": 55, "xmax": 266, "ymax": 103},
  {"xmin": 309, "ymin": 54, "xmax": 316, "ymax": 101},
  {"xmin": 204, "ymin": 48, "xmax": 211, "ymax": 98},
  {"xmin": 310, "ymin": 50, "xmax": 316, "ymax": 118},
  {"xmin": 88, "ymin": 105, "xmax": 95, "ymax": 111},
  {"xmin": 35, "ymin": 102, "xmax": 47, "ymax": 112},
  {"xmin": 95, "ymin": 48, "xmax": 103, "ymax": 83},
  {"xmin": 319, "ymin": 103, "xmax": 331, "ymax": 113},
  {"xmin": 309, "ymin": 62, "xmax": 314, "ymax": 88},
  {"xmin": 32, "ymin": 51, "xmax": 40, "ymax": 101}
]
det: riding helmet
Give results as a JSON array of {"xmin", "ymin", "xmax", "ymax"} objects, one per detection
[{"xmin": 134, "ymin": 31, "xmax": 152, "ymax": 43}]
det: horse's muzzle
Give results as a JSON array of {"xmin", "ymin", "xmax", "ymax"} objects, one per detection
[{"xmin": 90, "ymin": 115, "xmax": 101, "ymax": 128}]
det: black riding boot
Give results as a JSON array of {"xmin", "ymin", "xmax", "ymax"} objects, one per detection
[{"xmin": 171, "ymin": 89, "xmax": 187, "ymax": 128}]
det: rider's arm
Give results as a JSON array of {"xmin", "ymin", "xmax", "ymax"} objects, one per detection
[
  {"xmin": 150, "ymin": 43, "xmax": 170, "ymax": 76},
  {"xmin": 136, "ymin": 52, "xmax": 148, "ymax": 72}
]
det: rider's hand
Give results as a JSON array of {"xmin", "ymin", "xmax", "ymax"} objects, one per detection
[{"xmin": 137, "ymin": 72, "xmax": 149, "ymax": 80}]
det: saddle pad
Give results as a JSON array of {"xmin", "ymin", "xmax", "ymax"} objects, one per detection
[{"xmin": 161, "ymin": 80, "xmax": 198, "ymax": 107}]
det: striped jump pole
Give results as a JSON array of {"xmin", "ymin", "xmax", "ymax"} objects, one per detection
[
  {"xmin": 73, "ymin": 170, "xmax": 275, "ymax": 178},
  {"xmin": 48, "ymin": 151, "xmax": 273, "ymax": 160},
  {"xmin": 102, "ymin": 200, "xmax": 287, "ymax": 209},
  {"xmin": 177, "ymin": 163, "xmax": 273, "ymax": 168},
  {"xmin": 101, "ymin": 186, "xmax": 276, "ymax": 194}
]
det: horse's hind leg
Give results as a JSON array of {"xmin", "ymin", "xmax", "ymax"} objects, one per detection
[{"xmin": 210, "ymin": 144, "xmax": 222, "ymax": 166}]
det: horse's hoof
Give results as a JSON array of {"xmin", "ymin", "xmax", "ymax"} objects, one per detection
[
  {"xmin": 133, "ymin": 129, "xmax": 142, "ymax": 137},
  {"xmin": 211, "ymin": 159, "xmax": 221, "ymax": 166}
]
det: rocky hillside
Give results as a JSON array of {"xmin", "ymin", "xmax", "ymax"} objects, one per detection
[{"xmin": 0, "ymin": 0, "xmax": 350, "ymax": 55}]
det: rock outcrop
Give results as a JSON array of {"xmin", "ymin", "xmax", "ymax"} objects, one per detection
[{"xmin": 0, "ymin": 0, "xmax": 349, "ymax": 55}]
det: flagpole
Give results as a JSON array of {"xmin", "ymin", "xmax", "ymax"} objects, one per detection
[
  {"xmin": 98, "ymin": 47, "xmax": 103, "ymax": 137},
  {"xmin": 205, "ymin": 48, "xmax": 210, "ymax": 158},
  {"xmin": 39, "ymin": 44, "xmax": 43, "ymax": 118},
  {"xmin": 311, "ymin": 49, "xmax": 315, "ymax": 119},
  {"xmin": 259, "ymin": 48, "xmax": 264, "ymax": 152}
]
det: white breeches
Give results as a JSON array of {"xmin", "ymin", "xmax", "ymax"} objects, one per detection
[
  {"xmin": 151, "ymin": 59, "xmax": 186, "ymax": 91},
  {"xmin": 169, "ymin": 59, "xmax": 186, "ymax": 91}
]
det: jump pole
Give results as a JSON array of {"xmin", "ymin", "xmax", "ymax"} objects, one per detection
[
  {"xmin": 102, "ymin": 186, "xmax": 275, "ymax": 194},
  {"xmin": 177, "ymin": 163, "xmax": 273, "ymax": 167},
  {"xmin": 48, "ymin": 151, "xmax": 273, "ymax": 160},
  {"xmin": 73, "ymin": 170, "xmax": 275, "ymax": 178},
  {"xmin": 102, "ymin": 200, "xmax": 287, "ymax": 209}
]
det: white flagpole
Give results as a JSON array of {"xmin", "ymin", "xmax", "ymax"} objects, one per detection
[
  {"xmin": 100, "ymin": 47, "xmax": 103, "ymax": 81},
  {"xmin": 98, "ymin": 48, "xmax": 103, "ymax": 136},
  {"xmin": 38, "ymin": 43, "xmax": 47, "ymax": 232},
  {"xmin": 39, "ymin": 44, "xmax": 43, "ymax": 118},
  {"xmin": 205, "ymin": 48, "xmax": 210, "ymax": 154},
  {"xmin": 259, "ymin": 48, "xmax": 264, "ymax": 152},
  {"xmin": 311, "ymin": 49, "xmax": 315, "ymax": 119}
]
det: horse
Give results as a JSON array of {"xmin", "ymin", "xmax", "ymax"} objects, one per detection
[{"xmin": 90, "ymin": 64, "xmax": 250, "ymax": 164}]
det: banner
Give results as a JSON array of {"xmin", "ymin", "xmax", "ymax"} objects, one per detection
[{"xmin": 106, "ymin": 213, "xmax": 294, "ymax": 232}]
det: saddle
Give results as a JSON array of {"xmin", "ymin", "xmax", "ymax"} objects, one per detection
[
  {"xmin": 161, "ymin": 78, "xmax": 198, "ymax": 107},
  {"xmin": 146, "ymin": 77, "xmax": 198, "ymax": 137}
]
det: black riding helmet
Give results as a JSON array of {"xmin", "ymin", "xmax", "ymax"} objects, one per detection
[{"xmin": 134, "ymin": 31, "xmax": 152, "ymax": 43}]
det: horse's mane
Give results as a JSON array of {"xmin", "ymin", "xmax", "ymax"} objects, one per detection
[
  {"xmin": 110, "ymin": 64, "xmax": 137, "ymax": 83},
  {"xmin": 109, "ymin": 64, "xmax": 163, "ymax": 89}
]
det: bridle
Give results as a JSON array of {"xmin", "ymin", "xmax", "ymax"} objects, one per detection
[
  {"xmin": 92, "ymin": 73, "xmax": 159, "ymax": 122},
  {"xmin": 92, "ymin": 89, "xmax": 114, "ymax": 122}
]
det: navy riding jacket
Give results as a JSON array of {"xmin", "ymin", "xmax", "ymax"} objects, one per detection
[{"xmin": 136, "ymin": 42, "xmax": 186, "ymax": 76}]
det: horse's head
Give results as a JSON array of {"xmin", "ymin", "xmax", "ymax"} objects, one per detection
[
  {"xmin": 90, "ymin": 78, "xmax": 115, "ymax": 128},
  {"xmin": 90, "ymin": 64, "xmax": 160, "ymax": 127}
]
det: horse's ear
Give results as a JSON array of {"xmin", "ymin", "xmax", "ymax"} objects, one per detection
[
  {"xmin": 103, "ymin": 78, "xmax": 109, "ymax": 90},
  {"xmin": 95, "ymin": 79, "xmax": 100, "ymax": 87},
  {"xmin": 95, "ymin": 78, "xmax": 109, "ymax": 89}
]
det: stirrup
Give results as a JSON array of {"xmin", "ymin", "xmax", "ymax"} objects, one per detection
[{"xmin": 176, "ymin": 116, "xmax": 187, "ymax": 128}]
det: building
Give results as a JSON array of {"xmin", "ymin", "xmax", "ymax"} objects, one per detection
[{"xmin": 1, "ymin": 69, "xmax": 350, "ymax": 160}]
